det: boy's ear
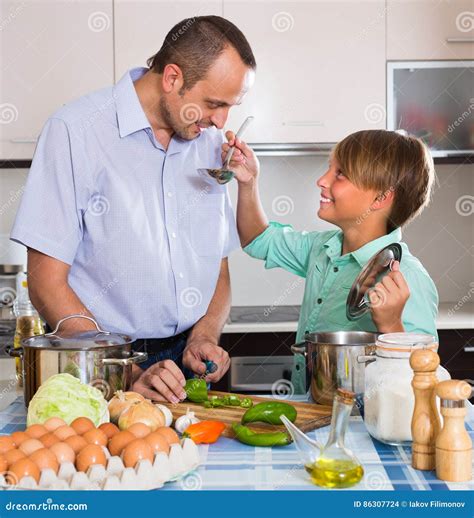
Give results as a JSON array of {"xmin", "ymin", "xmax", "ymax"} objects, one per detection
[{"xmin": 372, "ymin": 187, "xmax": 395, "ymax": 210}]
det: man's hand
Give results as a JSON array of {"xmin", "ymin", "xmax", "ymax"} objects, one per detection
[
  {"xmin": 131, "ymin": 360, "xmax": 187, "ymax": 404},
  {"xmin": 222, "ymin": 131, "xmax": 260, "ymax": 184},
  {"xmin": 183, "ymin": 338, "xmax": 230, "ymax": 383},
  {"xmin": 369, "ymin": 261, "xmax": 409, "ymax": 333}
]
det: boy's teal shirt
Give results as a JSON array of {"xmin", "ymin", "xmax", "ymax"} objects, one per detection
[{"xmin": 244, "ymin": 222, "xmax": 439, "ymax": 394}]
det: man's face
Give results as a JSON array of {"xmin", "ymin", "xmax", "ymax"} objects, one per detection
[{"xmin": 160, "ymin": 46, "xmax": 255, "ymax": 140}]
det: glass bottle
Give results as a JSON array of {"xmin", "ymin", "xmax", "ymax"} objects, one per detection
[
  {"xmin": 13, "ymin": 273, "xmax": 44, "ymax": 386},
  {"xmin": 282, "ymin": 388, "xmax": 364, "ymax": 488},
  {"xmin": 306, "ymin": 388, "xmax": 364, "ymax": 488}
]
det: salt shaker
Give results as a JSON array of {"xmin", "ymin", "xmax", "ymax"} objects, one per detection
[
  {"xmin": 409, "ymin": 348, "xmax": 441, "ymax": 470},
  {"xmin": 435, "ymin": 380, "xmax": 472, "ymax": 482}
]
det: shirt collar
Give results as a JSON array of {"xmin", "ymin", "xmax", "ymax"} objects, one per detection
[
  {"xmin": 114, "ymin": 67, "xmax": 152, "ymax": 138},
  {"xmin": 324, "ymin": 227, "xmax": 402, "ymax": 266}
]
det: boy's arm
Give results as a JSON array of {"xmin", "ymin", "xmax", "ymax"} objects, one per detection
[{"xmin": 223, "ymin": 132, "xmax": 267, "ymax": 247}]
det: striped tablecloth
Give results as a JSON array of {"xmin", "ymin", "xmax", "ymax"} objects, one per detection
[{"xmin": 1, "ymin": 396, "xmax": 473, "ymax": 491}]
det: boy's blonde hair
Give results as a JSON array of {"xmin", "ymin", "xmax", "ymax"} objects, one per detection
[{"xmin": 332, "ymin": 130, "xmax": 435, "ymax": 232}]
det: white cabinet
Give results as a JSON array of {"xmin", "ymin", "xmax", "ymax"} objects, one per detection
[
  {"xmin": 223, "ymin": 0, "xmax": 387, "ymax": 143},
  {"xmin": 387, "ymin": 0, "xmax": 474, "ymax": 60},
  {"xmin": 114, "ymin": 1, "xmax": 223, "ymax": 79},
  {"xmin": 0, "ymin": 1, "xmax": 114, "ymax": 160}
]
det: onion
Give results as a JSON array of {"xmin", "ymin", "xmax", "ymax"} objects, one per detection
[
  {"xmin": 108, "ymin": 391, "xmax": 145, "ymax": 424},
  {"xmin": 118, "ymin": 401, "xmax": 165, "ymax": 432}
]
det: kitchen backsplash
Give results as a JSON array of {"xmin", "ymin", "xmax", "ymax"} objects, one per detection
[{"xmin": 0, "ymin": 157, "xmax": 472, "ymax": 306}]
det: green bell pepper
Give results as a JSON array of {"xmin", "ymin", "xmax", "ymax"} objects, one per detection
[
  {"xmin": 232, "ymin": 424, "xmax": 291, "ymax": 447},
  {"xmin": 185, "ymin": 379, "xmax": 209, "ymax": 403},
  {"xmin": 241, "ymin": 401, "xmax": 297, "ymax": 425}
]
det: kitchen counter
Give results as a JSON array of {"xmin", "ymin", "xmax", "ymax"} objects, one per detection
[
  {"xmin": 1, "ymin": 392, "xmax": 473, "ymax": 491},
  {"xmin": 222, "ymin": 302, "xmax": 474, "ymax": 334}
]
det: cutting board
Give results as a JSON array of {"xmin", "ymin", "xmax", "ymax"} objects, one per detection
[{"xmin": 159, "ymin": 391, "xmax": 333, "ymax": 438}]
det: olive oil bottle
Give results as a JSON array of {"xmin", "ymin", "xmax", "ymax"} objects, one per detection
[{"xmin": 306, "ymin": 389, "xmax": 364, "ymax": 488}]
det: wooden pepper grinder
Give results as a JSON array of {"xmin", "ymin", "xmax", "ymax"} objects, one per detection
[
  {"xmin": 435, "ymin": 380, "xmax": 472, "ymax": 482},
  {"xmin": 410, "ymin": 348, "xmax": 441, "ymax": 470}
]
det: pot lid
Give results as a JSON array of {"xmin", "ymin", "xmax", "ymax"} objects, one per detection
[
  {"xmin": 346, "ymin": 243, "xmax": 402, "ymax": 321},
  {"xmin": 22, "ymin": 315, "xmax": 131, "ymax": 350}
]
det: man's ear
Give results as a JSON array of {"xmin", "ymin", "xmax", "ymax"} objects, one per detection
[
  {"xmin": 371, "ymin": 187, "xmax": 395, "ymax": 210},
  {"xmin": 161, "ymin": 63, "xmax": 183, "ymax": 93}
]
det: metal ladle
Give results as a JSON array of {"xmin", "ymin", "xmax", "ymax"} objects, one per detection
[{"xmin": 198, "ymin": 116, "xmax": 254, "ymax": 185}]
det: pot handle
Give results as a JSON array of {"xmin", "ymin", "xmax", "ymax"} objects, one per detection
[
  {"xmin": 47, "ymin": 314, "xmax": 110, "ymax": 336},
  {"xmin": 99, "ymin": 351, "xmax": 148, "ymax": 366},
  {"xmin": 6, "ymin": 345, "xmax": 22, "ymax": 358},
  {"xmin": 357, "ymin": 354, "xmax": 377, "ymax": 364},
  {"xmin": 291, "ymin": 341, "xmax": 307, "ymax": 355}
]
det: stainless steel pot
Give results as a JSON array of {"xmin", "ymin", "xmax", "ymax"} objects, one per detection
[
  {"xmin": 7, "ymin": 315, "xmax": 147, "ymax": 405},
  {"xmin": 291, "ymin": 331, "xmax": 377, "ymax": 405}
]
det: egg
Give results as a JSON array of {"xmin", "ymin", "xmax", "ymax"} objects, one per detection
[
  {"xmin": 127, "ymin": 422, "xmax": 151, "ymax": 438},
  {"xmin": 70, "ymin": 417, "xmax": 95, "ymax": 435},
  {"xmin": 29, "ymin": 448, "xmax": 59, "ymax": 474},
  {"xmin": 19, "ymin": 438, "xmax": 44, "ymax": 456},
  {"xmin": 4, "ymin": 449, "xmax": 26, "ymax": 468},
  {"xmin": 0, "ymin": 436, "xmax": 15, "ymax": 454},
  {"xmin": 82, "ymin": 428, "xmax": 108, "ymax": 447},
  {"xmin": 44, "ymin": 417, "xmax": 66, "ymax": 432},
  {"xmin": 11, "ymin": 431, "xmax": 30, "ymax": 447},
  {"xmin": 108, "ymin": 431, "xmax": 135, "ymax": 456},
  {"xmin": 49, "ymin": 442, "xmax": 75, "ymax": 464},
  {"xmin": 144, "ymin": 432, "xmax": 170, "ymax": 455},
  {"xmin": 9, "ymin": 458, "xmax": 40, "ymax": 484},
  {"xmin": 0, "ymin": 454, "xmax": 7, "ymax": 472},
  {"xmin": 65, "ymin": 435, "xmax": 87, "ymax": 454},
  {"xmin": 76, "ymin": 444, "xmax": 106, "ymax": 472},
  {"xmin": 26, "ymin": 424, "xmax": 47, "ymax": 439},
  {"xmin": 98, "ymin": 422, "xmax": 120, "ymax": 439},
  {"xmin": 154, "ymin": 427, "xmax": 180, "ymax": 445},
  {"xmin": 39, "ymin": 432, "xmax": 60, "ymax": 448},
  {"xmin": 54, "ymin": 425, "xmax": 77, "ymax": 441},
  {"xmin": 121, "ymin": 439, "xmax": 154, "ymax": 468}
]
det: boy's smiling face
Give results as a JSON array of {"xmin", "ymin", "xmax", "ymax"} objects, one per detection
[{"xmin": 316, "ymin": 157, "xmax": 383, "ymax": 230}]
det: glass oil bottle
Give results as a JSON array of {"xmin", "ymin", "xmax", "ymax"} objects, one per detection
[{"xmin": 305, "ymin": 388, "xmax": 364, "ymax": 488}]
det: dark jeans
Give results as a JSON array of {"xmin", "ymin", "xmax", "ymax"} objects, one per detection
[{"xmin": 132, "ymin": 330, "xmax": 194, "ymax": 379}]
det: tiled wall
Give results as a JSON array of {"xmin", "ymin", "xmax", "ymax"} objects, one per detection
[{"xmin": 1, "ymin": 158, "xmax": 472, "ymax": 305}]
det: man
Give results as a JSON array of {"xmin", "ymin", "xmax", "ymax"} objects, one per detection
[{"xmin": 10, "ymin": 16, "xmax": 256, "ymax": 402}]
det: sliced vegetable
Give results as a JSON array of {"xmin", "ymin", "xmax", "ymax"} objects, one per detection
[
  {"xmin": 184, "ymin": 379, "xmax": 209, "ymax": 403},
  {"xmin": 182, "ymin": 420, "xmax": 226, "ymax": 444},
  {"xmin": 241, "ymin": 401, "xmax": 297, "ymax": 425},
  {"xmin": 232, "ymin": 424, "xmax": 291, "ymax": 447}
]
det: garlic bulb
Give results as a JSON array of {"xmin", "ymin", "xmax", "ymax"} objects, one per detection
[
  {"xmin": 175, "ymin": 409, "xmax": 200, "ymax": 434},
  {"xmin": 155, "ymin": 404, "xmax": 173, "ymax": 427}
]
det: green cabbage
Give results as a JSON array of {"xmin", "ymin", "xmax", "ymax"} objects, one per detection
[{"xmin": 27, "ymin": 373, "xmax": 109, "ymax": 427}]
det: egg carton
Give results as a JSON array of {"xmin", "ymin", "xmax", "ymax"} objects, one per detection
[{"xmin": 0, "ymin": 439, "xmax": 200, "ymax": 491}]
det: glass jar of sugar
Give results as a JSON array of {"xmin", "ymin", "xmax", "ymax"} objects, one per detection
[{"xmin": 363, "ymin": 333, "xmax": 450, "ymax": 446}]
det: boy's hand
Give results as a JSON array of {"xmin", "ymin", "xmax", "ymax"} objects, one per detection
[
  {"xmin": 368, "ymin": 261, "xmax": 410, "ymax": 333},
  {"xmin": 222, "ymin": 131, "xmax": 260, "ymax": 184}
]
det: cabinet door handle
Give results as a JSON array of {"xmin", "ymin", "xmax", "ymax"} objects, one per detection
[
  {"xmin": 464, "ymin": 346, "xmax": 474, "ymax": 353},
  {"xmin": 10, "ymin": 138, "xmax": 37, "ymax": 144},
  {"xmin": 446, "ymin": 37, "xmax": 474, "ymax": 43}
]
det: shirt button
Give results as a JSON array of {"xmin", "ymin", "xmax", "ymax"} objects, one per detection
[
  {"xmin": 179, "ymin": 272, "xmax": 184, "ymax": 279},
  {"xmin": 333, "ymin": 266, "xmax": 339, "ymax": 272},
  {"xmin": 167, "ymin": 192, "xmax": 173, "ymax": 197},
  {"xmin": 171, "ymin": 232, "xmax": 177, "ymax": 238},
  {"xmin": 316, "ymin": 298, "xmax": 323, "ymax": 304}
]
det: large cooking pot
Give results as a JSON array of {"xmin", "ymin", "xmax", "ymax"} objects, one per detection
[
  {"xmin": 291, "ymin": 331, "xmax": 377, "ymax": 406},
  {"xmin": 7, "ymin": 314, "xmax": 147, "ymax": 405}
]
